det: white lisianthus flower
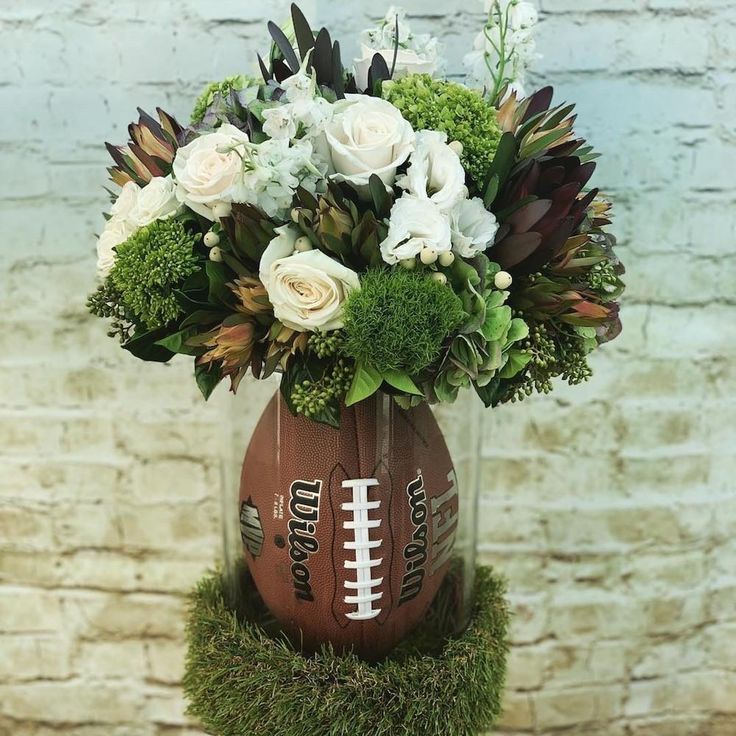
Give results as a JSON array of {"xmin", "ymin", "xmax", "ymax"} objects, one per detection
[
  {"xmin": 110, "ymin": 181, "xmax": 140, "ymax": 221},
  {"xmin": 260, "ymin": 228, "xmax": 360, "ymax": 331},
  {"xmin": 355, "ymin": 6, "xmax": 442, "ymax": 91},
  {"xmin": 397, "ymin": 130, "xmax": 466, "ymax": 213},
  {"xmin": 173, "ymin": 123, "xmax": 251, "ymax": 220},
  {"xmin": 96, "ymin": 217, "xmax": 135, "ymax": 278},
  {"xmin": 324, "ymin": 95, "xmax": 415, "ymax": 193},
  {"xmin": 128, "ymin": 176, "xmax": 179, "ymax": 227},
  {"xmin": 450, "ymin": 197, "xmax": 499, "ymax": 257},
  {"xmin": 380, "ymin": 196, "xmax": 452, "ymax": 264},
  {"xmin": 262, "ymin": 105, "xmax": 298, "ymax": 141}
]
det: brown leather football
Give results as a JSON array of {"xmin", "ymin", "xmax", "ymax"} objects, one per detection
[{"xmin": 239, "ymin": 392, "xmax": 459, "ymax": 660}]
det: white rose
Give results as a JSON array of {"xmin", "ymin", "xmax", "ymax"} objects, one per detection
[
  {"xmin": 397, "ymin": 130, "xmax": 466, "ymax": 213},
  {"xmin": 353, "ymin": 44, "xmax": 438, "ymax": 92},
  {"xmin": 128, "ymin": 176, "xmax": 179, "ymax": 227},
  {"xmin": 262, "ymin": 105, "xmax": 298, "ymax": 141},
  {"xmin": 96, "ymin": 217, "xmax": 135, "ymax": 278},
  {"xmin": 260, "ymin": 229, "xmax": 360, "ymax": 331},
  {"xmin": 110, "ymin": 181, "xmax": 140, "ymax": 221},
  {"xmin": 380, "ymin": 196, "xmax": 452, "ymax": 265},
  {"xmin": 324, "ymin": 95, "xmax": 415, "ymax": 193},
  {"xmin": 450, "ymin": 197, "xmax": 499, "ymax": 258},
  {"xmin": 173, "ymin": 123, "xmax": 250, "ymax": 220}
]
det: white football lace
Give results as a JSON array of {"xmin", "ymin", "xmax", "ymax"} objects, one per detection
[{"xmin": 341, "ymin": 479, "xmax": 383, "ymax": 621}]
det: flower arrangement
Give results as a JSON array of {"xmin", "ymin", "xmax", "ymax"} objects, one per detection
[{"xmin": 89, "ymin": 1, "xmax": 624, "ymax": 427}]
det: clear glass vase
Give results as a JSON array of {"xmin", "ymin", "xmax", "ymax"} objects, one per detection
[{"xmin": 221, "ymin": 379, "xmax": 483, "ymax": 660}]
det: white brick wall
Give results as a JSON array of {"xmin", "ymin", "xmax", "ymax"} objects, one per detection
[{"xmin": 0, "ymin": 1, "xmax": 734, "ymax": 734}]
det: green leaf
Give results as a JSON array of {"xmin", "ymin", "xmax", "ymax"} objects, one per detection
[
  {"xmin": 506, "ymin": 318, "xmax": 529, "ymax": 345},
  {"xmin": 195, "ymin": 362, "xmax": 221, "ymax": 400},
  {"xmin": 368, "ymin": 174, "xmax": 390, "ymax": 218},
  {"xmin": 474, "ymin": 377, "xmax": 502, "ymax": 408},
  {"xmin": 382, "ymin": 369, "xmax": 422, "ymax": 396},
  {"xmin": 291, "ymin": 3, "xmax": 315, "ymax": 63},
  {"xmin": 155, "ymin": 327, "xmax": 202, "ymax": 356},
  {"xmin": 206, "ymin": 261, "xmax": 232, "ymax": 306},
  {"xmin": 481, "ymin": 306, "xmax": 512, "ymax": 342},
  {"xmin": 434, "ymin": 373, "xmax": 459, "ymax": 404},
  {"xmin": 483, "ymin": 174, "xmax": 499, "ymax": 209},
  {"xmin": 345, "ymin": 361, "xmax": 383, "ymax": 406},
  {"xmin": 123, "ymin": 327, "xmax": 175, "ymax": 363},
  {"xmin": 498, "ymin": 349, "xmax": 532, "ymax": 379}
]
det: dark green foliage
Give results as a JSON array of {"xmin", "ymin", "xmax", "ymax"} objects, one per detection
[
  {"xmin": 384, "ymin": 75, "xmax": 503, "ymax": 188},
  {"xmin": 86, "ymin": 279, "xmax": 136, "ymax": 343},
  {"xmin": 184, "ymin": 563, "xmax": 509, "ymax": 736},
  {"xmin": 111, "ymin": 219, "xmax": 201, "ymax": 330},
  {"xmin": 342, "ymin": 269, "xmax": 465, "ymax": 376}
]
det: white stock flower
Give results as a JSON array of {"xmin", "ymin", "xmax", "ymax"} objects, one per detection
[
  {"xmin": 230, "ymin": 138, "xmax": 325, "ymax": 220},
  {"xmin": 173, "ymin": 123, "xmax": 251, "ymax": 220},
  {"xmin": 450, "ymin": 197, "xmax": 499, "ymax": 257},
  {"xmin": 465, "ymin": 0, "xmax": 538, "ymax": 96},
  {"xmin": 380, "ymin": 196, "xmax": 452, "ymax": 264},
  {"xmin": 397, "ymin": 130, "xmax": 466, "ymax": 213},
  {"xmin": 262, "ymin": 105, "xmax": 298, "ymax": 141},
  {"xmin": 355, "ymin": 6, "xmax": 442, "ymax": 91},
  {"xmin": 260, "ymin": 227, "xmax": 359, "ymax": 331},
  {"xmin": 96, "ymin": 217, "xmax": 135, "ymax": 278},
  {"xmin": 324, "ymin": 95, "xmax": 414, "ymax": 193},
  {"xmin": 281, "ymin": 70, "xmax": 316, "ymax": 102},
  {"xmin": 110, "ymin": 181, "xmax": 140, "ymax": 221},
  {"xmin": 128, "ymin": 176, "xmax": 179, "ymax": 227}
]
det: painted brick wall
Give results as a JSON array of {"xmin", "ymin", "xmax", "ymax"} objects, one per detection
[{"xmin": 1, "ymin": 1, "xmax": 734, "ymax": 735}]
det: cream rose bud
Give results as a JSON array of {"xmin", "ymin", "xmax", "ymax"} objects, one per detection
[
  {"xmin": 353, "ymin": 44, "xmax": 438, "ymax": 92},
  {"xmin": 128, "ymin": 176, "xmax": 179, "ymax": 227},
  {"xmin": 450, "ymin": 197, "xmax": 499, "ymax": 258},
  {"xmin": 110, "ymin": 181, "xmax": 140, "ymax": 221},
  {"xmin": 324, "ymin": 95, "xmax": 415, "ymax": 193},
  {"xmin": 173, "ymin": 123, "xmax": 250, "ymax": 220},
  {"xmin": 397, "ymin": 130, "xmax": 466, "ymax": 213},
  {"xmin": 380, "ymin": 196, "xmax": 452, "ymax": 265},
  {"xmin": 96, "ymin": 217, "xmax": 135, "ymax": 278},
  {"xmin": 260, "ymin": 229, "xmax": 360, "ymax": 332}
]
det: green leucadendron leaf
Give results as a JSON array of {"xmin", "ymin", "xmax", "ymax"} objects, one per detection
[{"xmin": 345, "ymin": 361, "xmax": 383, "ymax": 406}]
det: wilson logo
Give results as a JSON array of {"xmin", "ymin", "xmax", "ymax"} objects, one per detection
[
  {"xmin": 287, "ymin": 479, "xmax": 322, "ymax": 602},
  {"xmin": 398, "ymin": 473, "xmax": 429, "ymax": 606}
]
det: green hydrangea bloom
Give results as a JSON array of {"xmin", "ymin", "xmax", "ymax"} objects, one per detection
[
  {"xmin": 342, "ymin": 268, "xmax": 465, "ymax": 376},
  {"xmin": 111, "ymin": 219, "xmax": 200, "ymax": 330},
  {"xmin": 384, "ymin": 75, "xmax": 503, "ymax": 187},
  {"xmin": 191, "ymin": 74, "xmax": 254, "ymax": 125}
]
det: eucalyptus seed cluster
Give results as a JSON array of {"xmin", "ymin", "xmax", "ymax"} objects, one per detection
[
  {"xmin": 507, "ymin": 323, "xmax": 593, "ymax": 402},
  {"xmin": 291, "ymin": 359, "xmax": 353, "ymax": 419},
  {"xmin": 307, "ymin": 331, "xmax": 344, "ymax": 360},
  {"xmin": 587, "ymin": 260, "xmax": 618, "ymax": 293},
  {"xmin": 86, "ymin": 280, "xmax": 135, "ymax": 344}
]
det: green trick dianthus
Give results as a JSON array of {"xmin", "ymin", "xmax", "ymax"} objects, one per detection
[
  {"xmin": 384, "ymin": 75, "xmax": 503, "ymax": 188},
  {"xmin": 342, "ymin": 268, "xmax": 465, "ymax": 376},
  {"xmin": 110, "ymin": 219, "xmax": 200, "ymax": 330}
]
